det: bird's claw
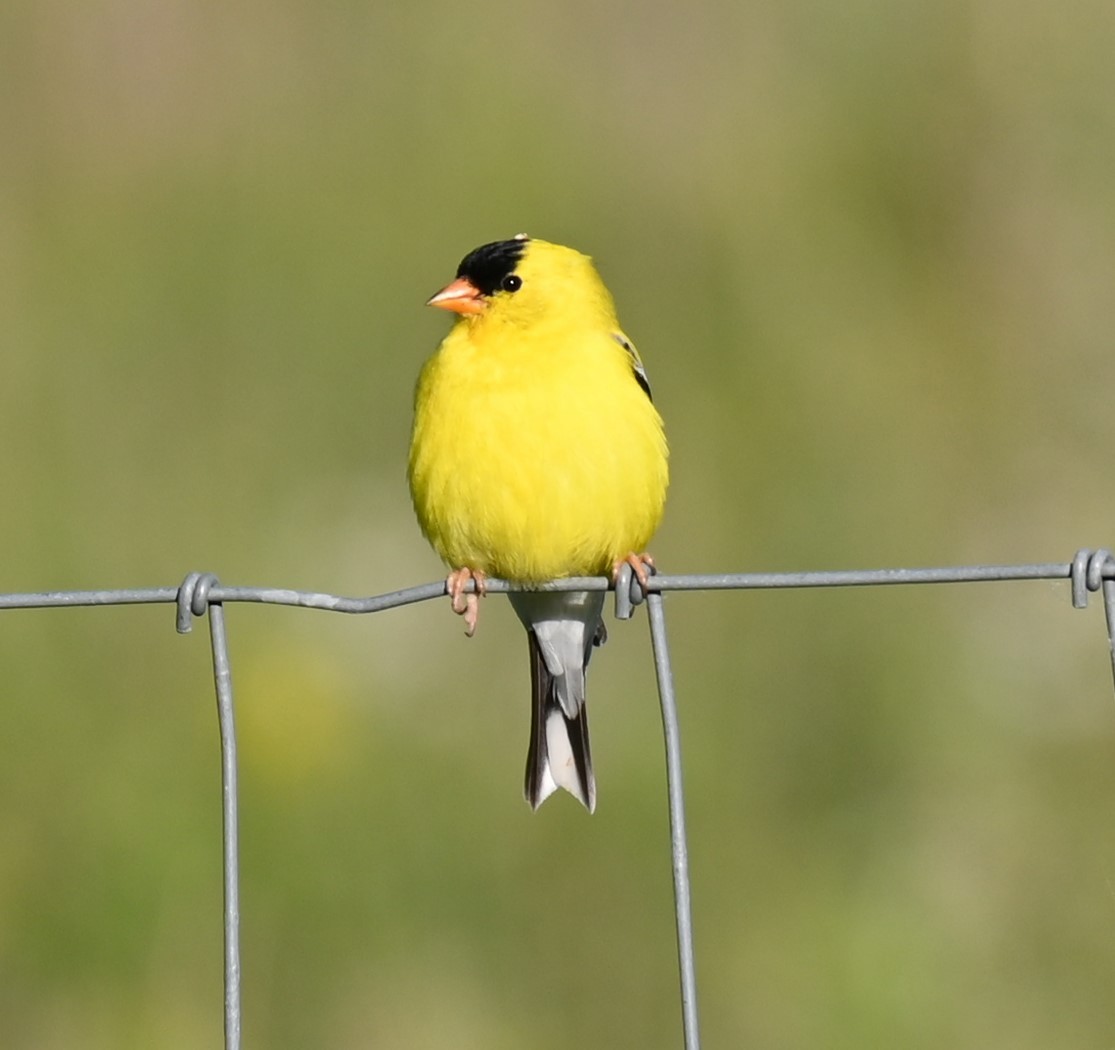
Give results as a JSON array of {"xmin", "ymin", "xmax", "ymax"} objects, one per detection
[
  {"xmin": 612, "ymin": 552, "xmax": 656, "ymax": 593},
  {"xmin": 446, "ymin": 568, "xmax": 487, "ymax": 637}
]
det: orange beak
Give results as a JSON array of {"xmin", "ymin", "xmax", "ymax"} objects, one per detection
[{"xmin": 427, "ymin": 277, "xmax": 487, "ymax": 316}]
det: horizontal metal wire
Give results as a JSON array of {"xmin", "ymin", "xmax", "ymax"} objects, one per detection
[
  {"xmin": 4, "ymin": 547, "xmax": 1115, "ymax": 1050},
  {"xmin": 2, "ymin": 555, "xmax": 1112, "ymax": 618}
]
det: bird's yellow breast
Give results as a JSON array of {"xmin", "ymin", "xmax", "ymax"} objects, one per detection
[{"xmin": 408, "ymin": 318, "xmax": 668, "ymax": 583}]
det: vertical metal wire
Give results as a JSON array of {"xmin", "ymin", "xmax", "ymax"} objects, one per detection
[
  {"xmin": 646, "ymin": 593, "xmax": 701, "ymax": 1050},
  {"xmin": 208, "ymin": 602, "xmax": 242, "ymax": 1050},
  {"xmin": 1098, "ymin": 566, "xmax": 1115, "ymax": 692}
]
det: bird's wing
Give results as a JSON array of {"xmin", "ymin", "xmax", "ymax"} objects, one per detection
[{"xmin": 612, "ymin": 331, "xmax": 653, "ymax": 401}]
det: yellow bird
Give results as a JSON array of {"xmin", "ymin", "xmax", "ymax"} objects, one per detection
[{"xmin": 408, "ymin": 235, "xmax": 668, "ymax": 812}]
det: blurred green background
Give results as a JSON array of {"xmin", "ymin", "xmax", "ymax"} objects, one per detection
[{"xmin": 3, "ymin": 0, "xmax": 1115, "ymax": 1046}]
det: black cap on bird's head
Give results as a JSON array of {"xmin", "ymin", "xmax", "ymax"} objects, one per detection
[
  {"xmin": 456, "ymin": 236, "xmax": 530, "ymax": 295},
  {"xmin": 427, "ymin": 234, "xmax": 530, "ymax": 315}
]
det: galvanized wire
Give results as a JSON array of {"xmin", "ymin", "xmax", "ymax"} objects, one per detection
[
  {"xmin": 210, "ymin": 601, "xmax": 242, "ymax": 1050},
  {"xmin": 4, "ymin": 547, "xmax": 1115, "ymax": 1050},
  {"xmin": 647, "ymin": 592, "xmax": 701, "ymax": 1050}
]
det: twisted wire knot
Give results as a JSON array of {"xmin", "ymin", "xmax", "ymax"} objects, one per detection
[
  {"xmin": 614, "ymin": 561, "xmax": 656, "ymax": 621},
  {"xmin": 176, "ymin": 572, "xmax": 221, "ymax": 634},
  {"xmin": 1070, "ymin": 549, "xmax": 1114, "ymax": 609}
]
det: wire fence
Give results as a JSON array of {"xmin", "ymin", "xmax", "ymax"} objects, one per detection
[{"xmin": 4, "ymin": 547, "xmax": 1115, "ymax": 1050}]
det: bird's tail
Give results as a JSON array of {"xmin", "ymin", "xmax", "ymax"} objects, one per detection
[
  {"xmin": 525, "ymin": 630, "xmax": 595, "ymax": 811},
  {"xmin": 510, "ymin": 591, "xmax": 605, "ymax": 813}
]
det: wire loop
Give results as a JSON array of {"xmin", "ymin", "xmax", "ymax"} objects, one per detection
[
  {"xmin": 177, "ymin": 572, "xmax": 221, "ymax": 634},
  {"xmin": 1070, "ymin": 549, "xmax": 1114, "ymax": 610},
  {"xmin": 614, "ymin": 563, "xmax": 634, "ymax": 620},
  {"xmin": 1088, "ymin": 549, "xmax": 1113, "ymax": 592},
  {"xmin": 613, "ymin": 561, "xmax": 655, "ymax": 620}
]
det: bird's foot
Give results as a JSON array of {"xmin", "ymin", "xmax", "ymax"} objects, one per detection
[
  {"xmin": 612, "ymin": 552, "xmax": 656, "ymax": 594},
  {"xmin": 446, "ymin": 567, "xmax": 487, "ymax": 637}
]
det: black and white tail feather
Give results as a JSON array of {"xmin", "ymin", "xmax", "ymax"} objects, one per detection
[{"xmin": 509, "ymin": 590, "xmax": 606, "ymax": 812}]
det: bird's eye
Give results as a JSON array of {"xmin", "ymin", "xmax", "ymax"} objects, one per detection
[{"xmin": 501, "ymin": 274, "xmax": 522, "ymax": 293}]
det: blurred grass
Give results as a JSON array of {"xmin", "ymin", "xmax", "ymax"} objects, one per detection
[{"xmin": 3, "ymin": 0, "xmax": 1115, "ymax": 1046}]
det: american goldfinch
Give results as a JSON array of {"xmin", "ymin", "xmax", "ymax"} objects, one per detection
[{"xmin": 408, "ymin": 235, "xmax": 668, "ymax": 812}]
